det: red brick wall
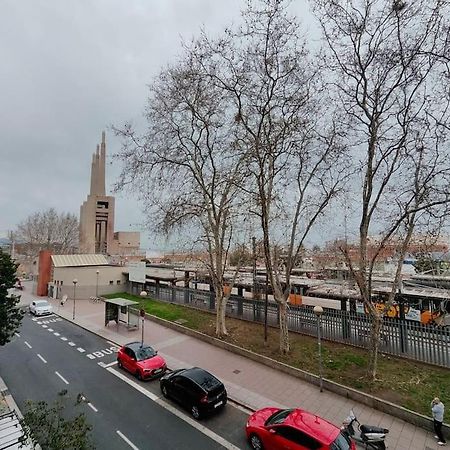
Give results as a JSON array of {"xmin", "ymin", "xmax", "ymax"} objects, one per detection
[{"xmin": 37, "ymin": 250, "xmax": 52, "ymax": 296}]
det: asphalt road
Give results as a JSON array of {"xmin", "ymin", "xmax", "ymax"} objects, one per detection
[{"xmin": 0, "ymin": 312, "xmax": 250, "ymax": 449}]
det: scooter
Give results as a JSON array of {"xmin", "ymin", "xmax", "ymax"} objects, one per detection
[{"xmin": 341, "ymin": 409, "xmax": 389, "ymax": 450}]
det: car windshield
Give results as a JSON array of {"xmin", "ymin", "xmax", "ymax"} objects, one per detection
[
  {"xmin": 265, "ymin": 409, "xmax": 293, "ymax": 426},
  {"xmin": 135, "ymin": 346, "xmax": 156, "ymax": 361},
  {"xmin": 331, "ymin": 432, "xmax": 352, "ymax": 450},
  {"xmin": 35, "ymin": 301, "xmax": 49, "ymax": 307}
]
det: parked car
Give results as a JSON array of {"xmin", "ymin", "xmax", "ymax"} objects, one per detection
[
  {"xmin": 117, "ymin": 342, "xmax": 167, "ymax": 380},
  {"xmin": 29, "ymin": 300, "xmax": 53, "ymax": 316},
  {"xmin": 160, "ymin": 367, "xmax": 227, "ymax": 419},
  {"xmin": 245, "ymin": 407, "xmax": 356, "ymax": 450}
]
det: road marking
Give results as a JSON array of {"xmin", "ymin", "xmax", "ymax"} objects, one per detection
[
  {"xmin": 42, "ymin": 325, "xmax": 48, "ymax": 328},
  {"xmin": 87, "ymin": 403, "xmax": 98, "ymax": 412},
  {"xmin": 32, "ymin": 318, "xmax": 38, "ymax": 321},
  {"xmin": 14, "ymin": 332, "xmax": 20, "ymax": 337},
  {"xmin": 55, "ymin": 371, "xmax": 69, "ymax": 385},
  {"xmin": 48, "ymin": 328, "xmax": 54, "ymax": 332},
  {"xmin": 37, "ymin": 354, "xmax": 47, "ymax": 363},
  {"xmin": 107, "ymin": 340, "xmax": 119, "ymax": 347},
  {"xmin": 101, "ymin": 360, "xmax": 117, "ymax": 368},
  {"xmin": 61, "ymin": 337, "xmax": 68, "ymax": 341},
  {"xmin": 116, "ymin": 430, "xmax": 139, "ymax": 450},
  {"xmin": 24, "ymin": 341, "xmax": 32, "ymax": 349},
  {"xmin": 54, "ymin": 332, "xmax": 60, "ymax": 336},
  {"xmin": 68, "ymin": 342, "xmax": 76, "ymax": 346},
  {"xmin": 87, "ymin": 354, "xmax": 96, "ymax": 359},
  {"xmin": 77, "ymin": 347, "xmax": 85, "ymax": 353},
  {"xmin": 106, "ymin": 367, "xmax": 240, "ymax": 449}
]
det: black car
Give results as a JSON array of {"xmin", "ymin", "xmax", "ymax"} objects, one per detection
[{"xmin": 160, "ymin": 367, "xmax": 227, "ymax": 419}]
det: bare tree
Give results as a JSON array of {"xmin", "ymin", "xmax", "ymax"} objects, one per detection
[
  {"xmin": 15, "ymin": 208, "xmax": 79, "ymax": 256},
  {"xmin": 193, "ymin": 0, "xmax": 349, "ymax": 353},
  {"xmin": 114, "ymin": 51, "xmax": 250, "ymax": 337},
  {"xmin": 313, "ymin": 0, "xmax": 450, "ymax": 378}
]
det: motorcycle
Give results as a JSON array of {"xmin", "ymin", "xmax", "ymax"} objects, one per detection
[{"xmin": 341, "ymin": 409, "xmax": 389, "ymax": 449}]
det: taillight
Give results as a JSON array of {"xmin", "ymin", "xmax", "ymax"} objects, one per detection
[{"xmin": 200, "ymin": 395, "xmax": 208, "ymax": 404}]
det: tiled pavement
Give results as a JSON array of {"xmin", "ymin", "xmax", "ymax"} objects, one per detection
[{"xmin": 47, "ymin": 297, "xmax": 445, "ymax": 450}]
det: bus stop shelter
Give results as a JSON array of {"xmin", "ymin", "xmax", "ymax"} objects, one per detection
[{"xmin": 104, "ymin": 298, "xmax": 139, "ymax": 330}]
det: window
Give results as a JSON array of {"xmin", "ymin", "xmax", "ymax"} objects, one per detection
[
  {"xmin": 116, "ymin": 280, "xmax": 121, "ymax": 285},
  {"xmin": 331, "ymin": 432, "xmax": 352, "ymax": 450},
  {"xmin": 265, "ymin": 409, "xmax": 293, "ymax": 426},
  {"xmin": 61, "ymin": 281, "xmax": 63, "ymax": 286},
  {"xmin": 109, "ymin": 280, "xmax": 113, "ymax": 285},
  {"xmin": 274, "ymin": 426, "xmax": 322, "ymax": 450}
]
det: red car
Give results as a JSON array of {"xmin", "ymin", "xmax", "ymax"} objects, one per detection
[
  {"xmin": 117, "ymin": 342, "xmax": 167, "ymax": 380},
  {"xmin": 246, "ymin": 407, "xmax": 355, "ymax": 450}
]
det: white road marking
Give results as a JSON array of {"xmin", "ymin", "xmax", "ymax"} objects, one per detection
[
  {"xmin": 107, "ymin": 340, "xmax": 119, "ymax": 347},
  {"xmin": 55, "ymin": 371, "xmax": 69, "ymax": 385},
  {"xmin": 14, "ymin": 332, "xmax": 20, "ymax": 337},
  {"xmin": 87, "ymin": 403, "xmax": 98, "ymax": 412},
  {"xmin": 106, "ymin": 367, "xmax": 240, "ymax": 450},
  {"xmin": 61, "ymin": 337, "xmax": 68, "ymax": 341},
  {"xmin": 48, "ymin": 328, "xmax": 53, "ymax": 332},
  {"xmin": 24, "ymin": 341, "xmax": 32, "ymax": 349},
  {"xmin": 32, "ymin": 318, "xmax": 37, "ymax": 321},
  {"xmin": 68, "ymin": 342, "xmax": 76, "ymax": 346},
  {"xmin": 87, "ymin": 354, "xmax": 96, "ymax": 359},
  {"xmin": 54, "ymin": 332, "xmax": 60, "ymax": 336},
  {"xmin": 102, "ymin": 360, "xmax": 117, "ymax": 368},
  {"xmin": 37, "ymin": 354, "xmax": 47, "ymax": 363},
  {"xmin": 77, "ymin": 347, "xmax": 85, "ymax": 353},
  {"xmin": 116, "ymin": 430, "xmax": 139, "ymax": 450},
  {"xmin": 42, "ymin": 325, "xmax": 48, "ymax": 328}
]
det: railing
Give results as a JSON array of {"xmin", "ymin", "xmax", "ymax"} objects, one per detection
[{"xmin": 130, "ymin": 283, "xmax": 450, "ymax": 368}]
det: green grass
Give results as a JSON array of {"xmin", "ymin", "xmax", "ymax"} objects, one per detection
[{"xmin": 104, "ymin": 292, "xmax": 450, "ymax": 419}]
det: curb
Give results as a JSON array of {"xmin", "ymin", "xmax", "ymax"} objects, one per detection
[{"xmin": 141, "ymin": 311, "xmax": 450, "ymax": 434}]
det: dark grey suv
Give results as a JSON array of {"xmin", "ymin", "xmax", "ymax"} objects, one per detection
[{"xmin": 160, "ymin": 367, "xmax": 227, "ymax": 419}]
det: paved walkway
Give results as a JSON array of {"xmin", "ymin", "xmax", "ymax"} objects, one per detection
[{"xmin": 46, "ymin": 297, "xmax": 442, "ymax": 450}]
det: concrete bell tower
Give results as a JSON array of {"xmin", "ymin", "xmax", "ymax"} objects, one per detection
[{"xmin": 79, "ymin": 131, "xmax": 115, "ymax": 254}]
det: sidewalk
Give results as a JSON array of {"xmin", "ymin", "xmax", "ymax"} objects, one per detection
[{"xmin": 49, "ymin": 298, "xmax": 441, "ymax": 450}]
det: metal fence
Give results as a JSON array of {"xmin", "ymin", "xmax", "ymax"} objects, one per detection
[{"xmin": 131, "ymin": 283, "xmax": 450, "ymax": 368}]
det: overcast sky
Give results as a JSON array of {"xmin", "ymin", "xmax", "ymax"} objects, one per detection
[{"xmin": 1, "ymin": 0, "xmax": 319, "ymax": 252}]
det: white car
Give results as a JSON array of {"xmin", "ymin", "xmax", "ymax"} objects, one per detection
[{"xmin": 29, "ymin": 300, "xmax": 53, "ymax": 316}]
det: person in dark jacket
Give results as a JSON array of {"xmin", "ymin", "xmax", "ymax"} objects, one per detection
[{"xmin": 431, "ymin": 397, "xmax": 446, "ymax": 446}]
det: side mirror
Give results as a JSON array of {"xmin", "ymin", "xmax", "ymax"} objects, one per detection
[{"xmin": 155, "ymin": 350, "xmax": 158, "ymax": 354}]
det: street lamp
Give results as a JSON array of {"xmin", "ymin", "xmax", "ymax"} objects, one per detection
[
  {"xmin": 139, "ymin": 291, "xmax": 147, "ymax": 347},
  {"xmin": 313, "ymin": 305, "xmax": 324, "ymax": 392},
  {"xmin": 72, "ymin": 279, "xmax": 78, "ymax": 320},
  {"xmin": 96, "ymin": 270, "xmax": 100, "ymax": 298}
]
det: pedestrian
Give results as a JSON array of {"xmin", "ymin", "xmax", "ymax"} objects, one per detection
[{"xmin": 431, "ymin": 397, "xmax": 446, "ymax": 446}]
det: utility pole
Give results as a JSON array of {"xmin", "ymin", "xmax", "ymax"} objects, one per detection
[{"xmin": 252, "ymin": 236, "xmax": 257, "ymax": 299}]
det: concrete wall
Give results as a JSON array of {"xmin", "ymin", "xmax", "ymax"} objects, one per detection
[{"xmin": 51, "ymin": 266, "xmax": 126, "ymax": 299}]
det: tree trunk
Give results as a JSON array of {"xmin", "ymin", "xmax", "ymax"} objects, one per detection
[
  {"xmin": 278, "ymin": 301, "xmax": 290, "ymax": 354},
  {"xmin": 367, "ymin": 311, "xmax": 382, "ymax": 380},
  {"xmin": 215, "ymin": 292, "xmax": 228, "ymax": 338}
]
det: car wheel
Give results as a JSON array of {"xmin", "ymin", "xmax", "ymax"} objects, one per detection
[
  {"xmin": 136, "ymin": 370, "xmax": 143, "ymax": 381},
  {"xmin": 191, "ymin": 405, "xmax": 201, "ymax": 420},
  {"xmin": 161, "ymin": 385, "xmax": 169, "ymax": 398},
  {"xmin": 249, "ymin": 434, "xmax": 264, "ymax": 450},
  {"xmin": 117, "ymin": 359, "xmax": 123, "ymax": 369}
]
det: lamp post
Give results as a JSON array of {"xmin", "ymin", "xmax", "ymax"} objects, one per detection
[
  {"xmin": 72, "ymin": 279, "xmax": 78, "ymax": 320},
  {"xmin": 96, "ymin": 270, "xmax": 99, "ymax": 298},
  {"xmin": 139, "ymin": 291, "xmax": 147, "ymax": 347},
  {"xmin": 313, "ymin": 305, "xmax": 324, "ymax": 392}
]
